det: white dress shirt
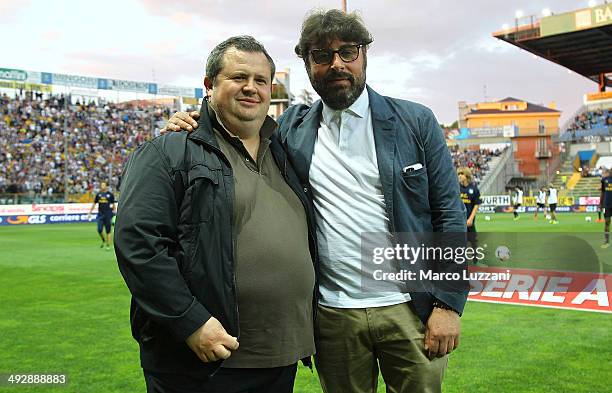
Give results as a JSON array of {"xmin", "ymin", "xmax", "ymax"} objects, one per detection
[{"xmin": 309, "ymin": 89, "xmax": 411, "ymax": 308}]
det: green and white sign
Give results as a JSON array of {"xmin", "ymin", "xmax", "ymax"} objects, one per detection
[{"xmin": 0, "ymin": 68, "xmax": 27, "ymax": 81}]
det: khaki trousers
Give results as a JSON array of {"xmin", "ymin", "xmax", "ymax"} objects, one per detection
[{"xmin": 314, "ymin": 302, "xmax": 447, "ymax": 393}]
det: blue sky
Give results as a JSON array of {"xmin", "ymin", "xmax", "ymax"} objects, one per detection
[{"xmin": 0, "ymin": 0, "xmax": 600, "ymax": 125}]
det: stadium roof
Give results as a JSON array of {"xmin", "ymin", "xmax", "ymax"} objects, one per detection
[{"xmin": 492, "ymin": 4, "xmax": 612, "ymax": 90}]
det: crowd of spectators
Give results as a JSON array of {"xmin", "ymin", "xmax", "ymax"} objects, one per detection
[
  {"xmin": 567, "ymin": 108, "xmax": 612, "ymax": 131},
  {"xmin": 561, "ymin": 108, "xmax": 612, "ymax": 143},
  {"xmin": 0, "ymin": 92, "xmax": 171, "ymax": 201},
  {"xmin": 1, "ymin": 92, "xmax": 507, "ymax": 202},
  {"xmin": 449, "ymin": 146, "xmax": 504, "ymax": 184},
  {"xmin": 585, "ymin": 166, "xmax": 606, "ymax": 178}
]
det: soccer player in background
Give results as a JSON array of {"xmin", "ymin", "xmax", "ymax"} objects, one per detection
[
  {"xmin": 534, "ymin": 186, "xmax": 547, "ymax": 220},
  {"xmin": 596, "ymin": 166, "xmax": 606, "ymax": 223},
  {"xmin": 512, "ymin": 186, "xmax": 523, "ymax": 221},
  {"xmin": 600, "ymin": 167, "xmax": 612, "ymax": 248},
  {"xmin": 87, "ymin": 181, "xmax": 115, "ymax": 250},
  {"xmin": 458, "ymin": 167, "xmax": 481, "ymax": 262},
  {"xmin": 547, "ymin": 184, "xmax": 559, "ymax": 224}
]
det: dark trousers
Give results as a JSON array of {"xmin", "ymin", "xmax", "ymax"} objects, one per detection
[
  {"xmin": 143, "ymin": 364, "xmax": 297, "ymax": 393},
  {"xmin": 467, "ymin": 221, "xmax": 478, "ymax": 249},
  {"xmin": 97, "ymin": 214, "xmax": 112, "ymax": 233}
]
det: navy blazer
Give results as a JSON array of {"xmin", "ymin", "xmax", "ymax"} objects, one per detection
[{"xmin": 277, "ymin": 86, "xmax": 468, "ymax": 323}]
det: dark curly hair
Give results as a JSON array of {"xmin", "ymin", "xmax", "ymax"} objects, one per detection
[{"xmin": 294, "ymin": 9, "xmax": 373, "ymax": 64}]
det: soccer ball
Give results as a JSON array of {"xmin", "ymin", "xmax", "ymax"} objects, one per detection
[
  {"xmin": 495, "ymin": 246, "xmax": 511, "ymax": 262},
  {"xmin": 484, "ymin": 215, "xmax": 491, "ymax": 221},
  {"xmin": 545, "ymin": 215, "xmax": 551, "ymax": 220},
  {"xmin": 585, "ymin": 216, "xmax": 592, "ymax": 222}
]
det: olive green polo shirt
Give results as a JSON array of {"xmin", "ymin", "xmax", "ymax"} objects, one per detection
[{"xmin": 209, "ymin": 107, "xmax": 315, "ymax": 368}]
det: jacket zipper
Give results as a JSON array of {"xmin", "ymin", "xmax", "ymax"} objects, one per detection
[{"xmin": 200, "ymin": 142, "xmax": 241, "ymax": 340}]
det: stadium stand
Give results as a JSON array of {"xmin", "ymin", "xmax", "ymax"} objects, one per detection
[
  {"xmin": 559, "ymin": 108, "xmax": 612, "ymax": 142},
  {"xmin": 0, "ymin": 92, "xmax": 508, "ymax": 204},
  {"xmin": 449, "ymin": 145, "xmax": 505, "ymax": 185},
  {"xmin": 567, "ymin": 108, "xmax": 612, "ymax": 131},
  {"xmin": 550, "ymin": 160, "xmax": 573, "ymax": 191},
  {"xmin": 548, "ymin": 149, "xmax": 611, "ymax": 198},
  {"xmin": 0, "ymin": 92, "xmax": 169, "ymax": 202}
]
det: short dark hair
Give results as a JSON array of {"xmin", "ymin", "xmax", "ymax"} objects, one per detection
[
  {"xmin": 294, "ymin": 9, "xmax": 373, "ymax": 63},
  {"xmin": 206, "ymin": 35, "xmax": 276, "ymax": 83}
]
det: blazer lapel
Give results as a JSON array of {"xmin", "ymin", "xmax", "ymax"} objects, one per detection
[
  {"xmin": 286, "ymin": 101, "xmax": 322, "ymax": 184},
  {"xmin": 369, "ymin": 86, "xmax": 397, "ymax": 231}
]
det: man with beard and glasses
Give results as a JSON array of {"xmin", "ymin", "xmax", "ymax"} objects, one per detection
[{"xmin": 162, "ymin": 9, "xmax": 467, "ymax": 393}]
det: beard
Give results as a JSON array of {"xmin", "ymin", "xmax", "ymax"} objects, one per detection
[{"xmin": 309, "ymin": 67, "xmax": 366, "ymax": 110}]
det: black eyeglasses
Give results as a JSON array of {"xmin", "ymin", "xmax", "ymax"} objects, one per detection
[{"xmin": 309, "ymin": 42, "xmax": 371, "ymax": 65}]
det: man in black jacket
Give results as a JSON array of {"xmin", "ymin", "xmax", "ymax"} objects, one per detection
[{"xmin": 114, "ymin": 36, "xmax": 317, "ymax": 393}]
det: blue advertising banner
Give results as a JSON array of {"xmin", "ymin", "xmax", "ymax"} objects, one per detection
[
  {"xmin": 1, "ymin": 67, "xmax": 216, "ymax": 98},
  {"xmin": 0, "ymin": 214, "xmax": 94, "ymax": 226},
  {"xmin": 41, "ymin": 72, "xmax": 53, "ymax": 84},
  {"xmin": 478, "ymin": 205, "xmax": 600, "ymax": 214}
]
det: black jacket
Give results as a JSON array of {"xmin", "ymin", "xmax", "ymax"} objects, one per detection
[{"xmin": 114, "ymin": 101, "xmax": 318, "ymax": 375}]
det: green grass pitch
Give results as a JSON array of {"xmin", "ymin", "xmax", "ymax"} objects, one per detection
[{"xmin": 0, "ymin": 212, "xmax": 610, "ymax": 392}]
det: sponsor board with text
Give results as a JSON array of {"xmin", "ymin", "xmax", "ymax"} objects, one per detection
[
  {"xmin": 0, "ymin": 203, "xmax": 92, "ymax": 216},
  {"xmin": 468, "ymin": 266, "xmax": 611, "ymax": 313},
  {"xmin": 0, "ymin": 214, "xmax": 93, "ymax": 226}
]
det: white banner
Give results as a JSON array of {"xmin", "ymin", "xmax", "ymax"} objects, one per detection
[
  {"xmin": 0, "ymin": 203, "xmax": 94, "ymax": 216},
  {"xmin": 51, "ymin": 73, "xmax": 99, "ymax": 89},
  {"xmin": 158, "ymin": 85, "xmax": 194, "ymax": 97},
  {"xmin": 481, "ymin": 195, "xmax": 511, "ymax": 206},
  {"xmin": 105, "ymin": 79, "xmax": 153, "ymax": 93}
]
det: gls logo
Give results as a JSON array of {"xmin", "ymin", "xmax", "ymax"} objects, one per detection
[
  {"xmin": 28, "ymin": 215, "xmax": 47, "ymax": 224},
  {"xmin": 7, "ymin": 216, "xmax": 29, "ymax": 224}
]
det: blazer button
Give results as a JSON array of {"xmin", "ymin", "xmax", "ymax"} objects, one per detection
[{"xmin": 303, "ymin": 187, "xmax": 309, "ymax": 193}]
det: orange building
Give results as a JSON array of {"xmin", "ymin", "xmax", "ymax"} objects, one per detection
[{"xmin": 463, "ymin": 97, "xmax": 561, "ymax": 179}]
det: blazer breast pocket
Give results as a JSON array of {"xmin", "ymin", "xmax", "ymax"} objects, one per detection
[
  {"xmin": 185, "ymin": 164, "xmax": 219, "ymax": 223},
  {"xmin": 401, "ymin": 165, "xmax": 427, "ymax": 178},
  {"xmin": 400, "ymin": 165, "xmax": 430, "ymax": 209}
]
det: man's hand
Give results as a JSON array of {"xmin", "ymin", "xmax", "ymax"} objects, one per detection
[
  {"xmin": 424, "ymin": 307, "xmax": 460, "ymax": 359},
  {"xmin": 160, "ymin": 111, "xmax": 200, "ymax": 134},
  {"xmin": 466, "ymin": 217, "xmax": 474, "ymax": 227},
  {"xmin": 185, "ymin": 317, "xmax": 239, "ymax": 363}
]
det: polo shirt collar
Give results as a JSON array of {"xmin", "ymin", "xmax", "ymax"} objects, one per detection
[{"xmin": 209, "ymin": 103, "xmax": 277, "ymax": 141}]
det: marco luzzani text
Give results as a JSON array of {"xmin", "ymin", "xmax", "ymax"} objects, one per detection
[{"xmin": 371, "ymin": 245, "xmax": 511, "ymax": 282}]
